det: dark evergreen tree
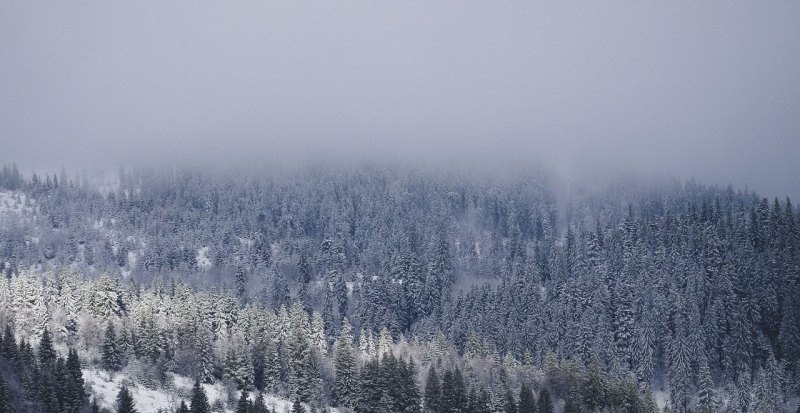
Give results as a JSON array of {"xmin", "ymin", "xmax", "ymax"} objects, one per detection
[
  {"xmin": 441, "ymin": 368, "xmax": 467, "ymax": 413},
  {"xmin": 0, "ymin": 371, "xmax": 12, "ymax": 413},
  {"xmin": 64, "ymin": 349, "xmax": 86, "ymax": 412},
  {"xmin": 1, "ymin": 326, "xmax": 17, "ymax": 361},
  {"xmin": 116, "ymin": 386, "xmax": 137, "ymax": 413},
  {"xmin": 236, "ymin": 391, "xmax": 251, "ymax": 413},
  {"xmin": 356, "ymin": 360, "xmax": 382, "ymax": 413},
  {"xmin": 176, "ymin": 401, "xmax": 190, "ymax": 413},
  {"xmin": 537, "ymin": 389, "xmax": 553, "ymax": 413},
  {"xmin": 291, "ymin": 399, "xmax": 305, "ymax": 413},
  {"xmin": 190, "ymin": 379, "xmax": 210, "ymax": 413},
  {"xmin": 424, "ymin": 366, "xmax": 442, "ymax": 413},
  {"xmin": 334, "ymin": 319, "xmax": 357, "ymax": 409},
  {"xmin": 253, "ymin": 393, "xmax": 268, "ymax": 413},
  {"xmin": 38, "ymin": 329, "xmax": 57, "ymax": 366},
  {"xmin": 103, "ymin": 323, "xmax": 122, "ymax": 371},
  {"xmin": 504, "ymin": 389, "xmax": 518, "ymax": 413},
  {"xmin": 518, "ymin": 384, "xmax": 536, "ymax": 413}
]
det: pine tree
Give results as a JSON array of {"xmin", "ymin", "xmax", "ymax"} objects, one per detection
[
  {"xmin": 116, "ymin": 386, "xmax": 137, "ymax": 413},
  {"xmin": 291, "ymin": 399, "xmax": 306, "ymax": 413},
  {"xmin": 441, "ymin": 368, "xmax": 467, "ymax": 413},
  {"xmin": 236, "ymin": 391, "xmax": 251, "ymax": 413},
  {"xmin": 424, "ymin": 366, "xmax": 442, "ymax": 413},
  {"xmin": 253, "ymin": 393, "xmax": 268, "ymax": 413},
  {"xmin": 91, "ymin": 398, "xmax": 100, "ymax": 413},
  {"xmin": 235, "ymin": 266, "xmax": 248, "ymax": 304},
  {"xmin": 38, "ymin": 328, "xmax": 56, "ymax": 366},
  {"xmin": 334, "ymin": 319, "xmax": 358, "ymax": 410},
  {"xmin": 176, "ymin": 401, "xmax": 190, "ymax": 413},
  {"xmin": 504, "ymin": 388, "xmax": 518, "ymax": 413},
  {"xmin": 190, "ymin": 379, "xmax": 210, "ymax": 413},
  {"xmin": 1, "ymin": 325, "xmax": 17, "ymax": 361},
  {"xmin": 65, "ymin": 349, "xmax": 86, "ymax": 410},
  {"xmin": 537, "ymin": 389, "xmax": 553, "ymax": 413},
  {"xmin": 696, "ymin": 357, "xmax": 716, "ymax": 413},
  {"xmin": 518, "ymin": 384, "xmax": 536, "ymax": 413},
  {"xmin": 0, "ymin": 371, "xmax": 12, "ymax": 413},
  {"xmin": 103, "ymin": 323, "xmax": 122, "ymax": 371},
  {"xmin": 584, "ymin": 360, "xmax": 607, "ymax": 411},
  {"xmin": 357, "ymin": 359, "xmax": 382, "ymax": 413}
]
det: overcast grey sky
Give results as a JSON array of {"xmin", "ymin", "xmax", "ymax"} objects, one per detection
[{"xmin": 1, "ymin": 1, "xmax": 799, "ymax": 199}]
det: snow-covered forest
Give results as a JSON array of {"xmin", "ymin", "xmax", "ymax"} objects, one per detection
[{"xmin": 0, "ymin": 163, "xmax": 797, "ymax": 412}]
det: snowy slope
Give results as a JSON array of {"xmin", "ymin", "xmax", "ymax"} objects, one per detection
[{"xmin": 84, "ymin": 369, "xmax": 332, "ymax": 413}]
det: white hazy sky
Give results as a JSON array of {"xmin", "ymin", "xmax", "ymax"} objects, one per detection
[{"xmin": 1, "ymin": 1, "xmax": 799, "ymax": 199}]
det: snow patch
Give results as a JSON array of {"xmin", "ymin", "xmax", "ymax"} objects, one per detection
[
  {"xmin": 197, "ymin": 247, "xmax": 212, "ymax": 269},
  {"xmin": 84, "ymin": 369, "xmax": 336, "ymax": 413}
]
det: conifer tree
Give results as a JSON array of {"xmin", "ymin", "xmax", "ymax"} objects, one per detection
[
  {"xmin": 0, "ymin": 372, "xmax": 12, "ymax": 413},
  {"xmin": 1, "ymin": 325, "xmax": 17, "ymax": 361},
  {"xmin": 38, "ymin": 328, "xmax": 56, "ymax": 366},
  {"xmin": 103, "ymin": 323, "xmax": 122, "ymax": 371},
  {"xmin": 116, "ymin": 386, "xmax": 137, "ymax": 413},
  {"xmin": 334, "ymin": 319, "xmax": 358, "ymax": 410},
  {"xmin": 518, "ymin": 384, "xmax": 536, "ymax": 413},
  {"xmin": 65, "ymin": 349, "xmax": 86, "ymax": 410},
  {"xmin": 236, "ymin": 391, "xmax": 251, "ymax": 413},
  {"xmin": 424, "ymin": 366, "xmax": 442, "ymax": 413},
  {"xmin": 696, "ymin": 357, "xmax": 716, "ymax": 413},
  {"xmin": 291, "ymin": 399, "xmax": 306, "ymax": 413},
  {"xmin": 190, "ymin": 379, "xmax": 210, "ymax": 413},
  {"xmin": 537, "ymin": 389, "xmax": 553, "ymax": 413},
  {"xmin": 253, "ymin": 393, "xmax": 268, "ymax": 413},
  {"xmin": 441, "ymin": 368, "xmax": 467, "ymax": 413},
  {"xmin": 176, "ymin": 401, "xmax": 190, "ymax": 413},
  {"xmin": 504, "ymin": 388, "xmax": 518, "ymax": 413}
]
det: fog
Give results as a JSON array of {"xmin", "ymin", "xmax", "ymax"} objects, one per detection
[{"xmin": 1, "ymin": 1, "xmax": 799, "ymax": 199}]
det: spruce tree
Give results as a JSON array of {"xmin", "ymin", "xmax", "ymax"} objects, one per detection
[
  {"xmin": 116, "ymin": 386, "xmax": 137, "ymax": 413},
  {"xmin": 103, "ymin": 323, "xmax": 121, "ymax": 371},
  {"xmin": 65, "ymin": 349, "xmax": 86, "ymax": 411},
  {"xmin": 504, "ymin": 389, "xmax": 518, "ymax": 413},
  {"xmin": 441, "ymin": 368, "xmax": 467, "ymax": 413},
  {"xmin": 291, "ymin": 399, "xmax": 306, "ymax": 413},
  {"xmin": 537, "ymin": 389, "xmax": 553, "ymax": 413},
  {"xmin": 334, "ymin": 319, "xmax": 358, "ymax": 409},
  {"xmin": 1, "ymin": 325, "xmax": 17, "ymax": 361},
  {"xmin": 236, "ymin": 391, "xmax": 251, "ymax": 413},
  {"xmin": 424, "ymin": 366, "xmax": 442, "ymax": 413},
  {"xmin": 176, "ymin": 401, "xmax": 190, "ymax": 413},
  {"xmin": 38, "ymin": 328, "xmax": 56, "ymax": 366},
  {"xmin": 518, "ymin": 384, "xmax": 536, "ymax": 413},
  {"xmin": 253, "ymin": 392, "xmax": 268, "ymax": 413},
  {"xmin": 0, "ymin": 372, "xmax": 12, "ymax": 413},
  {"xmin": 190, "ymin": 379, "xmax": 210, "ymax": 413}
]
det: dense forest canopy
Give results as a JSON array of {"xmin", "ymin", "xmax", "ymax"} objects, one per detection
[{"xmin": 0, "ymin": 163, "xmax": 797, "ymax": 412}]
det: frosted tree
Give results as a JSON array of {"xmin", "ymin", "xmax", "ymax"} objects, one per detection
[
  {"xmin": 102, "ymin": 323, "xmax": 122, "ymax": 371},
  {"xmin": 311, "ymin": 312, "xmax": 327, "ymax": 356},
  {"xmin": 287, "ymin": 303, "xmax": 313, "ymax": 401},
  {"xmin": 88, "ymin": 275, "xmax": 125, "ymax": 320},
  {"xmin": 334, "ymin": 318, "xmax": 358, "ymax": 410},
  {"xmin": 696, "ymin": 356, "xmax": 716, "ymax": 413},
  {"xmin": 223, "ymin": 338, "xmax": 253, "ymax": 391},
  {"xmin": 377, "ymin": 327, "xmax": 392, "ymax": 359}
]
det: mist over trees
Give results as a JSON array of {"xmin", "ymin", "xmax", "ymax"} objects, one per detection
[{"xmin": 0, "ymin": 164, "xmax": 798, "ymax": 412}]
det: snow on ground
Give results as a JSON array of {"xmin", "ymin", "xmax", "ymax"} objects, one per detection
[
  {"xmin": 84, "ymin": 369, "xmax": 183, "ymax": 412},
  {"xmin": 197, "ymin": 247, "xmax": 212, "ymax": 269},
  {"xmin": 83, "ymin": 369, "xmax": 330, "ymax": 413},
  {"xmin": 652, "ymin": 390, "xmax": 668, "ymax": 411},
  {"xmin": 0, "ymin": 191, "xmax": 34, "ymax": 216}
]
